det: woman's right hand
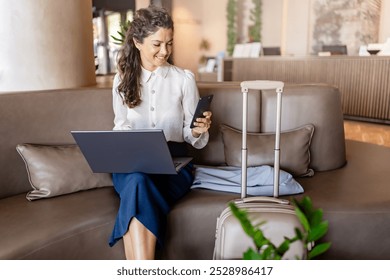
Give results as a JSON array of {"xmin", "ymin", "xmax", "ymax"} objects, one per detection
[{"xmin": 191, "ymin": 111, "xmax": 212, "ymax": 137}]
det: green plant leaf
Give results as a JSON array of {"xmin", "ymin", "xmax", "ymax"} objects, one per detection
[
  {"xmin": 110, "ymin": 19, "xmax": 131, "ymax": 46},
  {"xmin": 252, "ymin": 229, "xmax": 267, "ymax": 249},
  {"xmin": 294, "ymin": 228, "xmax": 304, "ymax": 240},
  {"xmin": 243, "ymin": 248, "xmax": 262, "ymax": 260},
  {"xmin": 308, "ymin": 242, "xmax": 331, "ymax": 259},
  {"xmin": 226, "ymin": 0, "xmax": 238, "ymax": 56},
  {"xmin": 302, "ymin": 196, "xmax": 314, "ymax": 215},
  {"xmin": 276, "ymin": 239, "xmax": 291, "ymax": 256},
  {"xmin": 229, "ymin": 195, "xmax": 330, "ymax": 260},
  {"xmin": 253, "ymin": 221, "xmax": 267, "ymax": 229},
  {"xmin": 294, "ymin": 205, "xmax": 310, "ymax": 231},
  {"xmin": 229, "ymin": 203, "xmax": 256, "ymax": 237},
  {"xmin": 308, "ymin": 221, "xmax": 329, "ymax": 242},
  {"xmin": 294, "ymin": 196, "xmax": 312, "ymax": 215},
  {"xmin": 262, "ymin": 245, "xmax": 277, "ymax": 260},
  {"xmin": 117, "ymin": 31, "xmax": 125, "ymax": 38},
  {"xmin": 110, "ymin": 35, "xmax": 122, "ymax": 42},
  {"xmin": 309, "ymin": 209, "xmax": 323, "ymax": 227}
]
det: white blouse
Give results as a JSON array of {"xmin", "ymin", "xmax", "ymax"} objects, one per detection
[{"xmin": 112, "ymin": 64, "xmax": 209, "ymax": 149}]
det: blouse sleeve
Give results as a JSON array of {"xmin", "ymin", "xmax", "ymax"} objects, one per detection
[
  {"xmin": 112, "ymin": 74, "xmax": 131, "ymax": 130},
  {"xmin": 182, "ymin": 70, "xmax": 209, "ymax": 149}
]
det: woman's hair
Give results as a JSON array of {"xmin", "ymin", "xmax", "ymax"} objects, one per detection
[{"xmin": 116, "ymin": 6, "xmax": 174, "ymax": 108}]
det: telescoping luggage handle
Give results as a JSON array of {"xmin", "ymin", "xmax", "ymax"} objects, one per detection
[{"xmin": 240, "ymin": 81, "xmax": 284, "ymax": 199}]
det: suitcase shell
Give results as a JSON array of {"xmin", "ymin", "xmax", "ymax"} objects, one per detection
[
  {"xmin": 214, "ymin": 197, "xmax": 306, "ymax": 259},
  {"xmin": 213, "ymin": 80, "xmax": 306, "ymax": 260}
]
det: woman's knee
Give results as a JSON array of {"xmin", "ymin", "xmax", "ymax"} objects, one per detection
[
  {"xmin": 129, "ymin": 172, "xmax": 149, "ymax": 182},
  {"xmin": 113, "ymin": 172, "xmax": 150, "ymax": 192}
]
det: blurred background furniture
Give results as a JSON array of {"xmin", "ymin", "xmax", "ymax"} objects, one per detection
[
  {"xmin": 220, "ymin": 55, "xmax": 390, "ymax": 124},
  {"xmin": 262, "ymin": 46, "xmax": 281, "ymax": 55},
  {"xmin": 321, "ymin": 44, "xmax": 348, "ymax": 55}
]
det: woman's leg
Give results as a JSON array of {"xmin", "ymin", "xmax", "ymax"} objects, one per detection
[
  {"xmin": 110, "ymin": 167, "xmax": 194, "ymax": 259},
  {"xmin": 123, "ymin": 217, "xmax": 157, "ymax": 260},
  {"xmin": 109, "ymin": 172, "xmax": 169, "ymax": 259},
  {"xmin": 122, "ymin": 229, "xmax": 134, "ymax": 259}
]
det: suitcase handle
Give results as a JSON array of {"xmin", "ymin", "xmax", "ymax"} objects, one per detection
[
  {"xmin": 240, "ymin": 80, "xmax": 284, "ymax": 199},
  {"xmin": 235, "ymin": 196, "xmax": 290, "ymax": 205}
]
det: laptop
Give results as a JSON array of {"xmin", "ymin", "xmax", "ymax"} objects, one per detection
[{"xmin": 71, "ymin": 130, "xmax": 192, "ymax": 174}]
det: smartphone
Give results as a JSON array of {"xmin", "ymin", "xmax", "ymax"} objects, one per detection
[{"xmin": 190, "ymin": 95, "xmax": 214, "ymax": 128}]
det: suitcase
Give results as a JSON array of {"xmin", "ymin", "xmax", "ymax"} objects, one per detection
[{"xmin": 213, "ymin": 80, "xmax": 306, "ymax": 260}]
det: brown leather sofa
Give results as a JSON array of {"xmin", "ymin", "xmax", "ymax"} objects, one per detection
[{"xmin": 1, "ymin": 82, "xmax": 390, "ymax": 260}]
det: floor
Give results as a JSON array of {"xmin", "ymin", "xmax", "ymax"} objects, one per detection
[
  {"xmin": 344, "ymin": 120, "xmax": 390, "ymax": 148},
  {"xmin": 96, "ymin": 75, "xmax": 390, "ymax": 148},
  {"xmin": 96, "ymin": 74, "xmax": 115, "ymax": 88}
]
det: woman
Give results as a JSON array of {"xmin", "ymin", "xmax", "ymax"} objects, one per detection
[{"xmin": 109, "ymin": 6, "xmax": 212, "ymax": 260}]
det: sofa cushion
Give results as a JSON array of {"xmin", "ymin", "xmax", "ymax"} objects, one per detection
[
  {"xmin": 189, "ymin": 83, "xmax": 262, "ymax": 166},
  {"xmin": 0, "ymin": 188, "xmax": 124, "ymax": 259},
  {"xmin": 164, "ymin": 142, "xmax": 390, "ymax": 260},
  {"xmin": 261, "ymin": 85, "xmax": 346, "ymax": 171},
  {"xmin": 220, "ymin": 124, "xmax": 315, "ymax": 177},
  {"xmin": 16, "ymin": 144, "xmax": 113, "ymax": 201}
]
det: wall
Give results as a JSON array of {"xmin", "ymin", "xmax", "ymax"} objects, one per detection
[
  {"xmin": 310, "ymin": 0, "xmax": 383, "ymax": 55},
  {"xmin": 283, "ymin": 0, "xmax": 311, "ymax": 56},
  {"xmin": 171, "ymin": 1, "xmax": 203, "ymax": 73},
  {"xmin": 0, "ymin": 0, "xmax": 96, "ymax": 91},
  {"xmin": 262, "ymin": 0, "xmax": 283, "ymax": 48},
  {"xmin": 379, "ymin": 0, "xmax": 390, "ymax": 42},
  {"xmin": 127, "ymin": 0, "xmax": 390, "ymax": 75},
  {"xmin": 171, "ymin": 0, "xmax": 291, "ymax": 73},
  {"xmin": 172, "ymin": 0, "xmax": 229, "ymax": 74},
  {"xmin": 171, "ymin": 0, "xmax": 390, "ymax": 75},
  {"xmin": 200, "ymin": 0, "xmax": 228, "ymax": 57},
  {"xmin": 135, "ymin": 0, "xmax": 150, "ymax": 9}
]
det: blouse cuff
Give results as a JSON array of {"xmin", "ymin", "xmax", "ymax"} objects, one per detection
[{"xmin": 187, "ymin": 131, "xmax": 209, "ymax": 149}]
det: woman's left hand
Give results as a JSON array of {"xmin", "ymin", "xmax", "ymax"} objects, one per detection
[{"xmin": 191, "ymin": 111, "xmax": 212, "ymax": 138}]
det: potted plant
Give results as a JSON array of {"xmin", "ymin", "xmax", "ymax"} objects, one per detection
[
  {"xmin": 199, "ymin": 38, "xmax": 211, "ymax": 67},
  {"xmin": 229, "ymin": 196, "xmax": 331, "ymax": 259},
  {"xmin": 248, "ymin": 0, "xmax": 262, "ymax": 43},
  {"xmin": 110, "ymin": 20, "xmax": 131, "ymax": 45},
  {"xmin": 226, "ymin": 0, "xmax": 237, "ymax": 56}
]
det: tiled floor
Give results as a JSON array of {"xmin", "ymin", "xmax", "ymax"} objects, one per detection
[{"xmin": 96, "ymin": 75, "xmax": 390, "ymax": 148}]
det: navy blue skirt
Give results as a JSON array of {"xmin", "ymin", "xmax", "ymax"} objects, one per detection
[{"xmin": 109, "ymin": 164, "xmax": 194, "ymax": 248}]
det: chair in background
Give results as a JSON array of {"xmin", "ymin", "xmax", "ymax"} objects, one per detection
[
  {"xmin": 322, "ymin": 45, "xmax": 348, "ymax": 55},
  {"xmin": 262, "ymin": 47, "xmax": 281, "ymax": 56}
]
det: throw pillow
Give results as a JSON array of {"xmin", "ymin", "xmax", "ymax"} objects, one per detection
[
  {"xmin": 220, "ymin": 124, "xmax": 315, "ymax": 177},
  {"xmin": 16, "ymin": 144, "xmax": 113, "ymax": 201}
]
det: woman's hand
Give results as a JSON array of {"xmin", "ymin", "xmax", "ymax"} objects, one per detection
[{"xmin": 191, "ymin": 111, "xmax": 212, "ymax": 138}]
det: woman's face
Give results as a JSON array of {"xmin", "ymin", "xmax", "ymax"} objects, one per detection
[{"xmin": 134, "ymin": 27, "xmax": 173, "ymax": 71}]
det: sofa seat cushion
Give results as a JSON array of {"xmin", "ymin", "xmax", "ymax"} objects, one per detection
[
  {"xmin": 0, "ymin": 187, "xmax": 124, "ymax": 260},
  {"xmin": 162, "ymin": 140, "xmax": 390, "ymax": 260},
  {"xmin": 163, "ymin": 189, "xmax": 238, "ymax": 259},
  {"xmin": 295, "ymin": 140, "xmax": 390, "ymax": 259}
]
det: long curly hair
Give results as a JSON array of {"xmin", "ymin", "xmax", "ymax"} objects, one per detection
[{"xmin": 116, "ymin": 6, "xmax": 174, "ymax": 108}]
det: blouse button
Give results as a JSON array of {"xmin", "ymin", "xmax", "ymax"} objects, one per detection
[
  {"xmin": 151, "ymin": 123, "xmax": 156, "ymax": 128},
  {"xmin": 151, "ymin": 90, "xmax": 155, "ymax": 94},
  {"xmin": 150, "ymin": 106, "xmax": 155, "ymax": 111}
]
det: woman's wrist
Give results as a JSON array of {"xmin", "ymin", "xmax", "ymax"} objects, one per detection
[{"xmin": 191, "ymin": 129, "xmax": 201, "ymax": 138}]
